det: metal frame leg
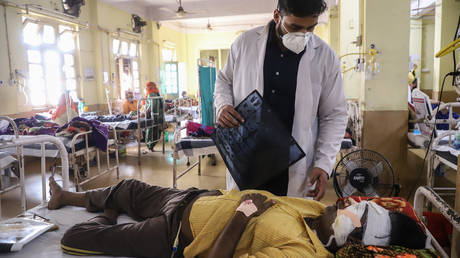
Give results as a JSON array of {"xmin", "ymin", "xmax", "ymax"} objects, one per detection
[
  {"xmin": 40, "ymin": 144, "xmax": 46, "ymax": 205},
  {"xmin": 198, "ymin": 156, "xmax": 201, "ymax": 176},
  {"xmin": 162, "ymin": 130, "xmax": 165, "ymax": 154},
  {"xmin": 173, "ymin": 154, "xmax": 177, "ymax": 188},
  {"xmin": 73, "ymin": 156, "xmax": 80, "ymax": 192}
]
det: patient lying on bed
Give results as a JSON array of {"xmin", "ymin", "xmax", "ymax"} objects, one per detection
[{"xmin": 48, "ymin": 178, "xmax": 426, "ymax": 258}]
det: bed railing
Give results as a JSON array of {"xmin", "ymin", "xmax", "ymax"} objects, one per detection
[
  {"xmin": 0, "ymin": 116, "xmax": 69, "ymax": 219},
  {"xmin": 414, "ymin": 186, "xmax": 460, "ymax": 258},
  {"xmin": 136, "ymin": 96, "xmax": 165, "ymax": 164},
  {"xmin": 69, "ymin": 128, "xmax": 119, "ymax": 191}
]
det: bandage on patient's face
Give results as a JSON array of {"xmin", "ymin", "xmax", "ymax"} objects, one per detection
[{"xmin": 337, "ymin": 209, "xmax": 362, "ymax": 228}]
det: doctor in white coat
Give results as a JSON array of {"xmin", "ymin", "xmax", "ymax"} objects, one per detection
[{"xmin": 214, "ymin": 0, "xmax": 348, "ymax": 200}]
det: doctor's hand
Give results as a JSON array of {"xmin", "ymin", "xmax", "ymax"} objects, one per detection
[
  {"xmin": 218, "ymin": 105, "xmax": 245, "ymax": 128},
  {"xmin": 306, "ymin": 167, "xmax": 328, "ymax": 201}
]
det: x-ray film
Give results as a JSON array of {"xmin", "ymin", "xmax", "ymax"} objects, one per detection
[{"xmin": 211, "ymin": 90, "xmax": 305, "ymax": 190}]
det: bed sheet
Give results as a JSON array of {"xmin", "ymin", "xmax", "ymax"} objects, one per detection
[
  {"xmin": 175, "ymin": 137, "xmax": 218, "ymax": 158},
  {"xmin": 102, "ymin": 118, "xmax": 157, "ymax": 130},
  {"xmin": 2, "ymin": 205, "xmax": 135, "ymax": 258}
]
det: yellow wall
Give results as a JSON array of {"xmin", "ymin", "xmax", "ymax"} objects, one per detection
[
  {"xmin": 433, "ymin": 0, "xmax": 460, "ymax": 94},
  {"xmin": 421, "ymin": 19, "xmax": 435, "ymax": 91},
  {"xmin": 362, "ymin": 0, "xmax": 410, "ymax": 111},
  {"xmin": 328, "ymin": 4, "xmax": 340, "ymax": 54},
  {"xmin": 409, "ymin": 19, "xmax": 422, "ymax": 84},
  {"xmin": 339, "ymin": 0, "xmax": 363, "ymax": 100},
  {"xmin": 182, "ymin": 30, "xmax": 239, "ymax": 95}
]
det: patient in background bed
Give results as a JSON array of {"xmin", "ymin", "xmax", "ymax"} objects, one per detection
[
  {"xmin": 51, "ymin": 93, "xmax": 79, "ymax": 126},
  {"xmin": 409, "ymin": 77, "xmax": 459, "ymax": 130},
  {"xmin": 48, "ymin": 178, "xmax": 427, "ymax": 258},
  {"xmin": 122, "ymin": 90, "xmax": 138, "ymax": 116}
]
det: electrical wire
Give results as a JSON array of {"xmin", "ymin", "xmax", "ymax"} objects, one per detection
[{"xmin": 407, "ymin": 73, "xmax": 451, "ymax": 200}]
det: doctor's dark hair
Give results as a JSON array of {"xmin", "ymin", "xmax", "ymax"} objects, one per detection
[{"xmin": 277, "ymin": 0, "xmax": 328, "ymax": 17}]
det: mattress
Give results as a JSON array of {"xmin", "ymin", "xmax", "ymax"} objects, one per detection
[
  {"xmin": 0, "ymin": 136, "xmax": 114, "ymax": 158},
  {"xmin": 102, "ymin": 118, "xmax": 158, "ymax": 130},
  {"xmin": 2, "ymin": 205, "xmax": 135, "ymax": 258},
  {"xmin": 435, "ymin": 150, "xmax": 458, "ymax": 166},
  {"xmin": 174, "ymin": 137, "xmax": 218, "ymax": 158},
  {"xmin": 165, "ymin": 115, "xmax": 176, "ymax": 123}
]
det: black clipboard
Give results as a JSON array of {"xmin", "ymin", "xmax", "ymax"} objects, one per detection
[{"xmin": 211, "ymin": 90, "xmax": 305, "ymax": 190}]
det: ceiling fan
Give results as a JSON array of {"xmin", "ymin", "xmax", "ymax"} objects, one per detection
[{"xmin": 159, "ymin": 0, "xmax": 201, "ymax": 18}]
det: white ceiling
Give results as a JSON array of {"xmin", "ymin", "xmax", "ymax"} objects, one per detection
[
  {"xmin": 101, "ymin": 0, "xmax": 335, "ymax": 32},
  {"xmin": 101, "ymin": 0, "xmax": 278, "ymax": 21}
]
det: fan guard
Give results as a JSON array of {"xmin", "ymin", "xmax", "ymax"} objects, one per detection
[{"xmin": 333, "ymin": 149, "xmax": 396, "ymax": 198}]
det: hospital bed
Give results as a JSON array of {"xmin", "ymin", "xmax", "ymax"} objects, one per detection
[
  {"xmin": 166, "ymin": 97, "xmax": 200, "ymax": 125},
  {"xmin": 1, "ymin": 168, "xmax": 456, "ymax": 257},
  {"xmin": 108, "ymin": 96, "xmax": 166, "ymax": 165},
  {"xmin": 0, "ymin": 116, "xmax": 119, "ymax": 192},
  {"xmin": 0, "ymin": 116, "xmax": 70, "ymax": 220},
  {"xmin": 172, "ymin": 125, "xmax": 218, "ymax": 188},
  {"xmin": 408, "ymin": 89, "xmax": 460, "ymax": 187}
]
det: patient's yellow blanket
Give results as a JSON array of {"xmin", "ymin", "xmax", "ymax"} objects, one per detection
[{"xmin": 184, "ymin": 190, "xmax": 333, "ymax": 258}]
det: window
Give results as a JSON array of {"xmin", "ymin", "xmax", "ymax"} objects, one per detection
[
  {"xmin": 132, "ymin": 60, "xmax": 140, "ymax": 93},
  {"xmin": 23, "ymin": 19, "xmax": 78, "ymax": 106},
  {"xmin": 120, "ymin": 41, "xmax": 129, "ymax": 56},
  {"xmin": 161, "ymin": 47, "xmax": 178, "ymax": 94},
  {"xmin": 112, "ymin": 39, "xmax": 120, "ymax": 55},
  {"xmin": 164, "ymin": 62, "xmax": 178, "ymax": 94},
  {"xmin": 129, "ymin": 43, "xmax": 137, "ymax": 57},
  {"xmin": 112, "ymin": 39, "xmax": 140, "ymax": 96}
]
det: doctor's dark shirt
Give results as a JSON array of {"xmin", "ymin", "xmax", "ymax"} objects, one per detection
[
  {"xmin": 263, "ymin": 21, "xmax": 305, "ymax": 134},
  {"xmin": 257, "ymin": 21, "xmax": 305, "ymax": 196}
]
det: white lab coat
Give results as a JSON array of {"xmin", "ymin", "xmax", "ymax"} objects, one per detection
[{"xmin": 214, "ymin": 23, "xmax": 348, "ymax": 197}]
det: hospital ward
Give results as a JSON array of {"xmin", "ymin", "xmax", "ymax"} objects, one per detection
[{"xmin": 0, "ymin": 0, "xmax": 460, "ymax": 257}]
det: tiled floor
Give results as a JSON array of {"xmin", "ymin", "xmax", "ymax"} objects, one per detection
[{"xmin": 1, "ymin": 141, "xmax": 338, "ymax": 220}]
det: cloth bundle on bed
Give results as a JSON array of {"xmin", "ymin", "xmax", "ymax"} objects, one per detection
[
  {"xmin": 0, "ymin": 116, "xmax": 60, "ymax": 136},
  {"xmin": 186, "ymin": 122, "xmax": 214, "ymax": 137},
  {"xmin": 57, "ymin": 117, "xmax": 109, "ymax": 152},
  {"xmin": 0, "ymin": 117, "xmax": 109, "ymax": 152}
]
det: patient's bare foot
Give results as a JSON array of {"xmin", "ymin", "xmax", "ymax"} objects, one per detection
[{"xmin": 48, "ymin": 177, "xmax": 64, "ymax": 210}]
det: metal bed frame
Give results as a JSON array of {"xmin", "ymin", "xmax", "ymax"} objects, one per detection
[
  {"xmin": 115, "ymin": 96, "xmax": 166, "ymax": 165},
  {"xmin": 68, "ymin": 128, "xmax": 119, "ymax": 191},
  {"xmin": 171, "ymin": 126, "xmax": 218, "ymax": 188},
  {"xmin": 414, "ymin": 186, "xmax": 460, "ymax": 258},
  {"xmin": 0, "ymin": 116, "xmax": 70, "ymax": 220},
  {"xmin": 0, "ymin": 116, "xmax": 119, "ymax": 192},
  {"xmin": 165, "ymin": 97, "xmax": 200, "ymax": 125}
]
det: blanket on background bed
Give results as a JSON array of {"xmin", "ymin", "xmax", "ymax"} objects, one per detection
[
  {"xmin": 0, "ymin": 117, "xmax": 60, "ymax": 136},
  {"xmin": 56, "ymin": 117, "xmax": 109, "ymax": 152},
  {"xmin": 0, "ymin": 117, "xmax": 109, "ymax": 152}
]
